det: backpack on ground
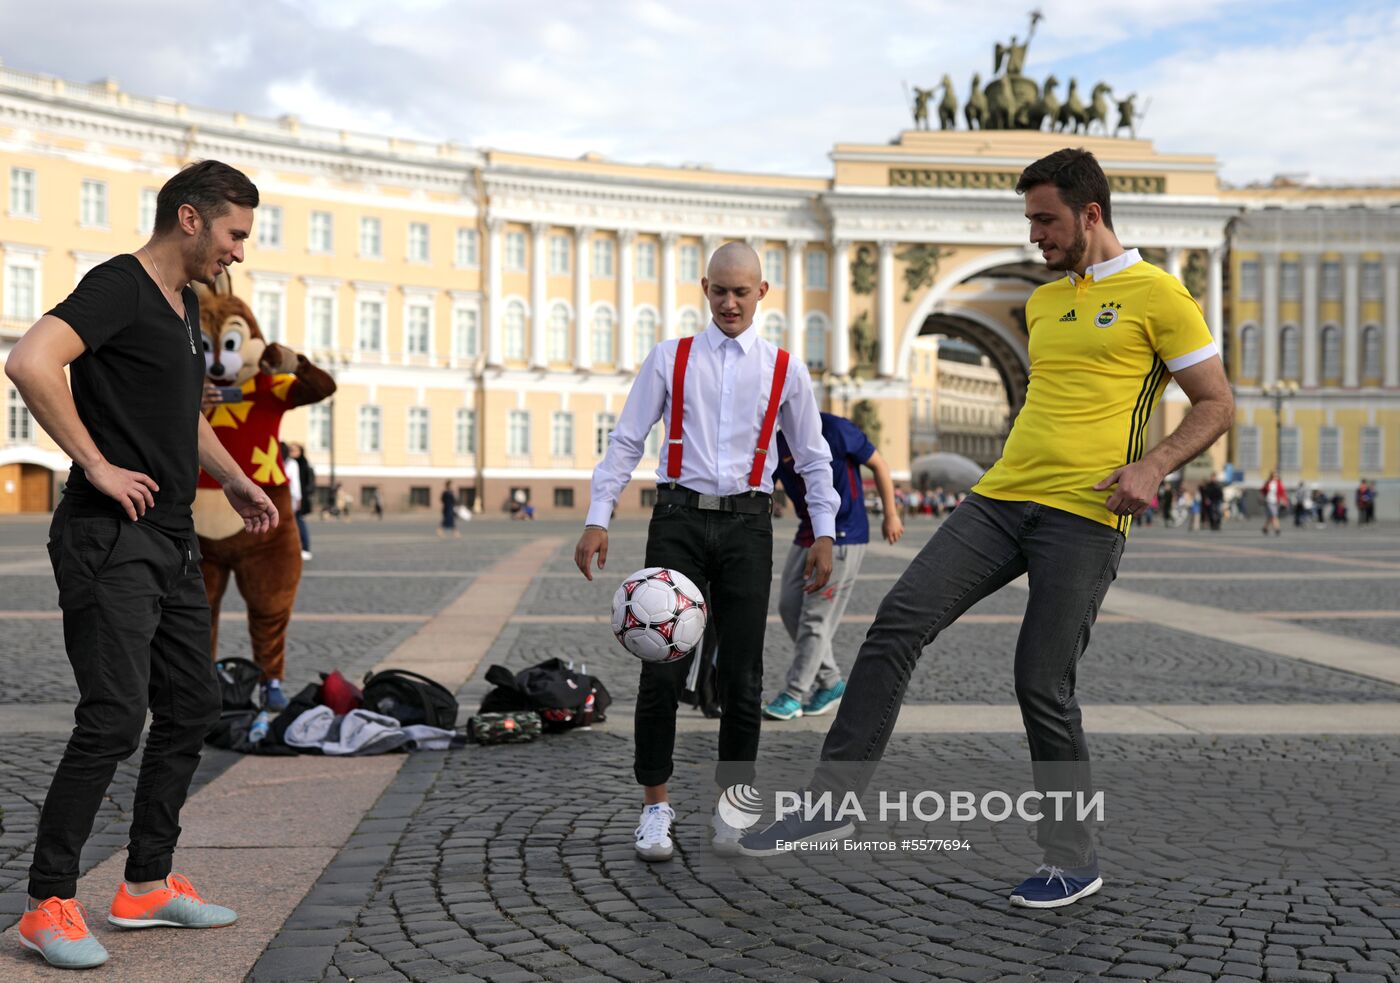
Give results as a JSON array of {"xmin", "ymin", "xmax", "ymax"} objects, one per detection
[
  {"xmin": 214, "ymin": 657, "xmax": 262, "ymax": 712},
  {"xmin": 477, "ymin": 658, "xmax": 611, "ymax": 732},
  {"xmin": 361, "ymin": 668, "xmax": 459, "ymax": 729}
]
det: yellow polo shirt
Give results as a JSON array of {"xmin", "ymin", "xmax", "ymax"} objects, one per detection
[{"xmin": 973, "ymin": 250, "xmax": 1217, "ymax": 534}]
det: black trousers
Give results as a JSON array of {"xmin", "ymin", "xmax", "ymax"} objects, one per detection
[
  {"xmin": 29, "ymin": 502, "xmax": 220, "ymax": 899},
  {"xmin": 634, "ymin": 499, "xmax": 774, "ymax": 788}
]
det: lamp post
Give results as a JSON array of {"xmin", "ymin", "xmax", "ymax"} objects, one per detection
[{"xmin": 1261, "ymin": 379, "xmax": 1298, "ymax": 476}]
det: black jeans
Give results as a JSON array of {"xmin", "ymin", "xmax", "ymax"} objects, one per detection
[
  {"xmin": 29, "ymin": 502, "xmax": 220, "ymax": 899},
  {"xmin": 634, "ymin": 498, "xmax": 774, "ymax": 789},
  {"xmin": 815, "ymin": 493, "xmax": 1125, "ymax": 869}
]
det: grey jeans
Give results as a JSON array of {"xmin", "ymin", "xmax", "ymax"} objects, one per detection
[
  {"xmin": 778, "ymin": 541, "xmax": 866, "ymax": 701},
  {"xmin": 815, "ymin": 493, "xmax": 1125, "ymax": 869}
]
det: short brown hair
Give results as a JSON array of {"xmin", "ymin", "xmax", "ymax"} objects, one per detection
[
  {"xmin": 1016, "ymin": 148, "xmax": 1113, "ymax": 231},
  {"xmin": 154, "ymin": 160, "xmax": 259, "ymax": 233}
]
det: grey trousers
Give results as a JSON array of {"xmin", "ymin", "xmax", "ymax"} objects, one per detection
[{"xmin": 778, "ymin": 541, "xmax": 867, "ymax": 701}]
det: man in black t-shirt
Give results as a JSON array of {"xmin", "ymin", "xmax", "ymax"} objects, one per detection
[{"xmin": 5, "ymin": 161, "xmax": 277, "ymax": 970}]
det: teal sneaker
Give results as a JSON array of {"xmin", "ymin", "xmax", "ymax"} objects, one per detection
[
  {"xmin": 762, "ymin": 694, "xmax": 803, "ymax": 720},
  {"xmin": 18, "ymin": 897, "xmax": 110, "ymax": 969},
  {"xmin": 108, "ymin": 873, "xmax": 237, "ymax": 929},
  {"xmin": 802, "ymin": 680, "xmax": 846, "ymax": 716}
]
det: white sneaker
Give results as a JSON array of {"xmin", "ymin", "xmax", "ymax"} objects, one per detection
[
  {"xmin": 711, "ymin": 806, "xmax": 745, "ymax": 856},
  {"xmin": 634, "ymin": 803, "xmax": 675, "ymax": 862},
  {"xmin": 300, "ymin": 550, "xmax": 313, "ymax": 561}
]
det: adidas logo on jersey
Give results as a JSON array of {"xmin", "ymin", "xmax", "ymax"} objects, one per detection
[{"xmin": 1059, "ymin": 309, "xmax": 1077, "ymax": 322}]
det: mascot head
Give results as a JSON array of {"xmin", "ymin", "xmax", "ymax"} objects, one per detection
[{"xmin": 193, "ymin": 271, "xmax": 293, "ymax": 384}]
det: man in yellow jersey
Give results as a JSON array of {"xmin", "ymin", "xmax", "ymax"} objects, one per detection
[{"xmin": 740, "ymin": 148, "xmax": 1233, "ymax": 909}]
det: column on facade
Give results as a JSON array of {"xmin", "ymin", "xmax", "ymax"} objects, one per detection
[
  {"xmin": 1343, "ymin": 252, "xmax": 1360, "ymax": 387},
  {"xmin": 1261, "ymin": 250, "xmax": 1280, "ymax": 385},
  {"xmin": 702, "ymin": 235, "xmax": 722, "ymax": 273},
  {"xmin": 485, "ymin": 217, "xmax": 504, "ymax": 368},
  {"xmin": 1302, "ymin": 252, "xmax": 1320, "ymax": 387},
  {"xmin": 573, "ymin": 226, "xmax": 593, "ymax": 371},
  {"xmin": 529, "ymin": 222, "xmax": 547, "ymax": 370},
  {"xmin": 1166, "ymin": 246, "xmax": 1184, "ymax": 282},
  {"xmin": 786, "ymin": 239, "xmax": 805, "ymax": 362},
  {"xmin": 877, "ymin": 240, "xmax": 896, "ymax": 377},
  {"xmin": 660, "ymin": 233, "xmax": 678, "ymax": 341},
  {"xmin": 1384, "ymin": 252, "xmax": 1399, "ymax": 388},
  {"xmin": 831, "ymin": 239, "xmax": 851, "ymax": 376},
  {"xmin": 1206, "ymin": 246, "xmax": 1224, "ymax": 349},
  {"xmin": 617, "ymin": 229, "xmax": 636, "ymax": 372}
]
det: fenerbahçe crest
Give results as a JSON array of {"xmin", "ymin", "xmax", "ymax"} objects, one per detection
[{"xmin": 1095, "ymin": 302, "xmax": 1122, "ymax": 328}]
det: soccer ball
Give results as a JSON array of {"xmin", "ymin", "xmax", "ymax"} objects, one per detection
[{"xmin": 611, "ymin": 567, "xmax": 708, "ymax": 663}]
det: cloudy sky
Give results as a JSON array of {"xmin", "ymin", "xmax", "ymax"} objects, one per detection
[{"xmin": 2, "ymin": 0, "xmax": 1396, "ymax": 186}]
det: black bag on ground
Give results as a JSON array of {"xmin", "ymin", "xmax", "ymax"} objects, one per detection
[
  {"xmin": 478, "ymin": 658, "xmax": 611, "ymax": 732},
  {"xmin": 214, "ymin": 657, "xmax": 262, "ymax": 712},
  {"xmin": 362, "ymin": 668, "xmax": 459, "ymax": 728},
  {"xmin": 682, "ymin": 618, "xmax": 722, "ymax": 719}
]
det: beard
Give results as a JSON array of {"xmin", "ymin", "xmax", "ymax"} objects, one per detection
[
  {"xmin": 192, "ymin": 225, "xmax": 222, "ymax": 287},
  {"xmin": 1045, "ymin": 223, "xmax": 1088, "ymax": 273}
]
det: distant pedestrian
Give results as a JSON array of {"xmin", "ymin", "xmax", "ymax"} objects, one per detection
[
  {"xmin": 439, "ymin": 480, "xmax": 460, "ymax": 538},
  {"xmin": 1293, "ymin": 481, "xmax": 1308, "ymax": 527},
  {"xmin": 1357, "ymin": 479, "xmax": 1376, "ymax": 525},
  {"xmin": 1261, "ymin": 470, "xmax": 1287, "ymax": 536},
  {"xmin": 1201, "ymin": 474, "xmax": 1225, "ymax": 531},
  {"xmin": 372, "ymin": 488, "xmax": 384, "ymax": 521},
  {"xmin": 286, "ymin": 443, "xmax": 313, "ymax": 559}
]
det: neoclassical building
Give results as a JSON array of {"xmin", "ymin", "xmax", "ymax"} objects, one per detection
[{"xmin": 1, "ymin": 64, "xmax": 1395, "ymax": 515}]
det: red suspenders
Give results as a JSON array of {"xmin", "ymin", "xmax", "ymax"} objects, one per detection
[{"xmin": 664, "ymin": 339, "xmax": 790, "ymax": 493}]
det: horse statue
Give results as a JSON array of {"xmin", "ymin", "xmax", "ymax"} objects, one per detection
[
  {"xmin": 964, "ymin": 72, "xmax": 987, "ymax": 130},
  {"xmin": 937, "ymin": 74, "xmax": 958, "ymax": 130},
  {"xmin": 1086, "ymin": 82, "xmax": 1114, "ymax": 135},
  {"xmin": 1114, "ymin": 92, "xmax": 1139, "ymax": 138},
  {"xmin": 1027, "ymin": 73, "xmax": 1059, "ymax": 132},
  {"xmin": 1056, "ymin": 78, "xmax": 1087, "ymax": 133},
  {"xmin": 983, "ymin": 71, "xmax": 1038, "ymax": 129}
]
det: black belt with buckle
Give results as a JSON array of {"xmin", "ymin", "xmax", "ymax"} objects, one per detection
[{"xmin": 656, "ymin": 486, "xmax": 772, "ymax": 515}]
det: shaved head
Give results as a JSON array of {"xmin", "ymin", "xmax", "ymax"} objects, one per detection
[
  {"xmin": 703, "ymin": 241, "xmax": 769, "ymax": 338},
  {"xmin": 706, "ymin": 241, "xmax": 763, "ymax": 282}
]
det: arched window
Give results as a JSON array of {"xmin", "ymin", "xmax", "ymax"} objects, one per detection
[
  {"xmin": 1362, "ymin": 324, "xmax": 1382, "ymax": 380},
  {"xmin": 1239, "ymin": 324, "xmax": 1260, "ymax": 379},
  {"xmin": 1321, "ymin": 325, "xmax": 1341, "ymax": 382},
  {"xmin": 762, "ymin": 312, "xmax": 785, "ymax": 347},
  {"xmin": 503, "ymin": 300, "xmax": 526, "ymax": 360},
  {"xmin": 547, "ymin": 303, "xmax": 570, "ymax": 363},
  {"xmin": 1280, "ymin": 325, "xmax": 1300, "ymax": 381},
  {"xmin": 677, "ymin": 308, "xmax": 700, "ymax": 337},
  {"xmin": 591, "ymin": 306, "xmax": 616, "ymax": 364},
  {"xmin": 804, "ymin": 313, "xmax": 828, "ymax": 369},
  {"xmin": 635, "ymin": 308, "xmax": 658, "ymax": 357}
]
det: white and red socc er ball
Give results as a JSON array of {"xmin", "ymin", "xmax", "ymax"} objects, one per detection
[{"xmin": 610, "ymin": 567, "xmax": 708, "ymax": 663}]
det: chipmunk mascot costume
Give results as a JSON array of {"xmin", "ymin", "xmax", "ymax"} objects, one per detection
[{"xmin": 193, "ymin": 275, "xmax": 335, "ymax": 706}]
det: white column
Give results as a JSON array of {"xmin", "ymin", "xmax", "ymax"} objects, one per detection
[
  {"xmin": 485, "ymin": 218, "xmax": 504, "ymax": 368},
  {"xmin": 1261, "ymin": 250, "xmax": 1280, "ymax": 385},
  {"xmin": 660, "ymin": 233, "xmax": 678, "ymax": 341},
  {"xmin": 786, "ymin": 239, "xmax": 805, "ymax": 362},
  {"xmin": 617, "ymin": 229, "xmax": 635, "ymax": 372},
  {"xmin": 1384, "ymin": 253, "xmax": 1399, "ymax": 388},
  {"xmin": 1206, "ymin": 246, "xmax": 1224, "ymax": 347},
  {"xmin": 1302, "ymin": 252, "xmax": 1320, "ymax": 387},
  {"xmin": 1343, "ymin": 252, "xmax": 1360, "ymax": 387},
  {"xmin": 877, "ymin": 240, "xmax": 896, "ymax": 377},
  {"xmin": 529, "ymin": 222, "xmax": 547, "ymax": 370},
  {"xmin": 574, "ymin": 226, "xmax": 593, "ymax": 372},
  {"xmin": 1166, "ymin": 246, "xmax": 1184, "ymax": 282},
  {"xmin": 702, "ymin": 235, "xmax": 722, "ymax": 274},
  {"xmin": 831, "ymin": 239, "xmax": 851, "ymax": 376}
]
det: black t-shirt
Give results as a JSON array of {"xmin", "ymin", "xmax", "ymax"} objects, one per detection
[{"xmin": 48, "ymin": 254, "xmax": 204, "ymax": 536}]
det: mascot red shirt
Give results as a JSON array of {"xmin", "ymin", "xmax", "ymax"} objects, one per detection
[{"xmin": 194, "ymin": 284, "xmax": 334, "ymax": 686}]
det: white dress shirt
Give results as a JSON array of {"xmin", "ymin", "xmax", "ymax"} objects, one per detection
[{"xmin": 586, "ymin": 320, "xmax": 839, "ymax": 539}]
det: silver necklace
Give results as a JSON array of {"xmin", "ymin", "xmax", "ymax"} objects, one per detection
[{"xmin": 141, "ymin": 247, "xmax": 197, "ymax": 355}]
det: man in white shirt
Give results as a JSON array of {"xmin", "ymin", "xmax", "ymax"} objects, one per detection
[{"xmin": 575, "ymin": 242, "xmax": 840, "ymax": 861}]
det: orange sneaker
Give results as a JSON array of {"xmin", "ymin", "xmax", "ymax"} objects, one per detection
[
  {"xmin": 17, "ymin": 897, "xmax": 110, "ymax": 968},
  {"xmin": 108, "ymin": 873, "xmax": 237, "ymax": 929}
]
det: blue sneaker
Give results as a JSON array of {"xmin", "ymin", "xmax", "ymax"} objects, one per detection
[
  {"xmin": 1008, "ymin": 864, "xmax": 1103, "ymax": 909},
  {"xmin": 261, "ymin": 679, "xmax": 289, "ymax": 712},
  {"xmin": 737, "ymin": 812, "xmax": 854, "ymax": 857},
  {"xmin": 802, "ymin": 680, "xmax": 846, "ymax": 716},
  {"xmin": 762, "ymin": 693, "xmax": 803, "ymax": 721}
]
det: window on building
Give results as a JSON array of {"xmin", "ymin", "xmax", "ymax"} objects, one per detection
[
  {"xmin": 406, "ymin": 406, "xmax": 430, "ymax": 453},
  {"xmin": 805, "ymin": 249, "xmax": 829, "ymax": 290},
  {"xmin": 258, "ymin": 205, "xmax": 283, "ymax": 248},
  {"xmin": 80, "ymin": 179, "xmax": 107, "ymax": 228},
  {"xmin": 405, "ymin": 486, "xmax": 429, "ymax": 509},
  {"xmin": 455, "ymin": 227, "xmax": 479, "ymax": 268},
  {"xmin": 635, "ymin": 308, "xmax": 658, "ymax": 356},
  {"xmin": 677, "ymin": 308, "xmax": 700, "ymax": 337},
  {"xmin": 9, "ymin": 167, "xmax": 36, "ymax": 217},
  {"xmin": 594, "ymin": 413, "xmax": 616, "ymax": 457},
  {"xmin": 308, "ymin": 295, "xmax": 335, "ymax": 351},
  {"xmin": 1237, "ymin": 426, "xmax": 1259, "ymax": 471},
  {"xmin": 308, "ymin": 403, "xmax": 331, "ymax": 453},
  {"xmin": 1318, "ymin": 426, "xmax": 1341, "ymax": 472},
  {"xmin": 644, "ymin": 423, "xmax": 663, "ymax": 460},
  {"xmin": 1238, "ymin": 325, "xmax": 1260, "ymax": 379},
  {"xmin": 554, "ymin": 488, "xmax": 575, "ymax": 509},
  {"xmin": 1360, "ymin": 426, "xmax": 1383, "ymax": 472},
  {"xmin": 592, "ymin": 238, "xmax": 615, "ymax": 278},
  {"xmin": 1321, "ymin": 261, "xmax": 1341, "ymax": 300},
  {"xmin": 406, "ymin": 303, "xmax": 431, "ymax": 356},
  {"xmin": 549, "ymin": 234, "xmax": 570, "ymax": 275},
  {"xmin": 359, "ymin": 217, "xmax": 382, "ymax": 258},
  {"xmin": 503, "ymin": 300, "xmax": 527, "ymax": 360},
  {"xmin": 507, "ymin": 410, "xmax": 530, "ymax": 456},
  {"xmin": 640, "ymin": 487, "xmax": 658, "ymax": 508},
  {"xmin": 1280, "ymin": 261, "xmax": 1300, "ymax": 300},
  {"xmin": 679, "ymin": 244, "xmax": 700, "ymax": 282},
  {"xmin": 762, "ymin": 312, "xmax": 785, "ymax": 347},
  {"xmin": 592, "ymin": 306, "xmax": 615, "ymax": 363},
  {"xmin": 3, "ymin": 264, "xmax": 37, "ymax": 321},
  {"xmin": 764, "ymin": 247, "xmax": 785, "ymax": 287},
  {"xmin": 1320, "ymin": 324, "xmax": 1341, "ymax": 382},
  {"xmin": 408, "ymin": 222, "xmax": 430, "ymax": 263},
  {"xmin": 805, "ymin": 313, "xmax": 828, "ymax": 369},
  {"xmin": 254, "ymin": 288, "xmax": 284, "ymax": 344},
  {"xmin": 635, "ymin": 241, "xmax": 657, "ymax": 280},
  {"xmin": 1280, "ymin": 325, "xmax": 1300, "ymax": 381},
  {"xmin": 551, "ymin": 411, "xmax": 574, "ymax": 457},
  {"xmin": 1238, "ymin": 260, "xmax": 1260, "ymax": 299},
  {"xmin": 1362, "ymin": 325, "xmax": 1382, "ymax": 380},
  {"xmin": 455, "ymin": 407, "xmax": 477, "ymax": 455},
  {"xmin": 358, "ymin": 405, "xmax": 382, "ymax": 452},
  {"xmin": 1362, "ymin": 261, "xmax": 1383, "ymax": 300},
  {"xmin": 309, "ymin": 211, "xmax": 334, "ymax": 253},
  {"xmin": 548, "ymin": 304, "xmax": 570, "ymax": 362},
  {"xmin": 8, "ymin": 388, "xmax": 33, "ymax": 442},
  {"xmin": 1279, "ymin": 426, "xmax": 1300, "ymax": 472},
  {"xmin": 505, "ymin": 231, "xmax": 526, "ymax": 272},
  {"xmin": 357, "ymin": 298, "xmax": 384, "ymax": 354},
  {"xmin": 139, "ymin": 188, "xmax": 157, "ymax": 233},
  {"xmin": 452, "ymin": 304, "xmax": 480, "ymax": 359}
]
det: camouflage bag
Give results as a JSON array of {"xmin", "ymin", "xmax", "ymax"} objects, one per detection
[{"xmin": 468, "ymin": 711, "xmax": 543, "ymax": 745}]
